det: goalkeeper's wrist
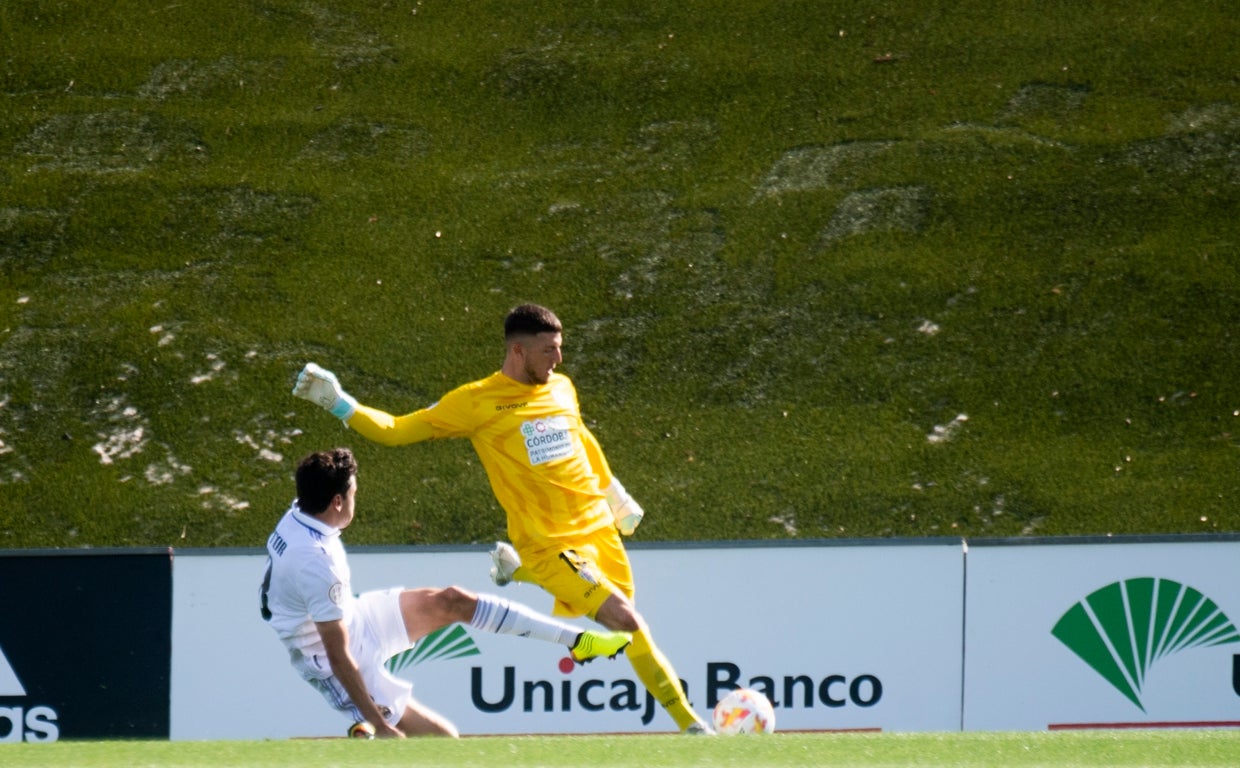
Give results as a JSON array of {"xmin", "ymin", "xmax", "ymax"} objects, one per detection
[
  {"xmin": 329, "ymin": 393, "xmax": 357, "ymax": 421},
  {"xmin": 604, "ymin": 477, "xmax": 628, "ymax": 507}
]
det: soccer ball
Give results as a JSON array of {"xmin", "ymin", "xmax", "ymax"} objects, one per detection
[{"xmin": 712, "ymin": 687, "xmax": 776, "ymax": 735}]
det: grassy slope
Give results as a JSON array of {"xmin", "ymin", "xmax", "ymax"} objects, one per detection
[{"xmin": 0, "ymin": 1, "xmax": 1237, "ymax": 548}]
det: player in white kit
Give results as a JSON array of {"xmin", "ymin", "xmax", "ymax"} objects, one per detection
[{"xmin": 260, "ymin": 447, "xmax": 631, "ymax": 738}]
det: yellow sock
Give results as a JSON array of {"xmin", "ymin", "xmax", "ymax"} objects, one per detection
[{"xmin": 626, "ymin": 628, "xmax": 702, "ymax": 731}]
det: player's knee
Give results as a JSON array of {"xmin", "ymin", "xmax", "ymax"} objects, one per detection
[
  {"xmin": 596, "ymin": 595, "xmax": 642, "ymax": 633},
  {"xmin": 612, "ymin": 613, "xmax": 641, "ymax": 633},
  {"xmin": 433, "ymin": 585, "xmax": 477, "ymax": 620}
]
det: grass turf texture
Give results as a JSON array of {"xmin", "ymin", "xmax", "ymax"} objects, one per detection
[
  {"xmin": 1, "ymin": 1, "xmax": 1238, "ymax": 547},
  {"xmin": 7, "ymin": 731, "xmax": 1240, "ymax": 768}
]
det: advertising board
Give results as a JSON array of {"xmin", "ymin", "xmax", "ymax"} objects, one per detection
[
  {"xmin": 0, "ymin": 550, "xmax": 172, "ymax": 742},
  {"xmin": 9, "ymin": 534, "xmax": 1237, "ymax": 742},
  {"xmin": 962, "ymin": 539, "xmax": 1240, "ymax": 730},
  {"xmin": 170, "ymin": 541, "xmax": 964, "ymax": 739}
]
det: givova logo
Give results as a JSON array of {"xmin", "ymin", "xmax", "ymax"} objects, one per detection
[
  {"xmin": 1052, "ymin": 577, "xmax": 1240, "ymax": 711},
  {"xmin": 386, "ymin": 625, "xmax": 480, "ymax": 674},
  {"xmin": 0, "ymin": 643, "xmax": 59, "ymax": 743}
]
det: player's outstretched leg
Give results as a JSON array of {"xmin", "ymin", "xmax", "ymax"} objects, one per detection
[{"xmin": 468, "ymin": 592, "xmax": 630, "ymax": 656}]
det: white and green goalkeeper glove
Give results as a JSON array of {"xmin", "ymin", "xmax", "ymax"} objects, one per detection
[
  {"xmin": 292, "ymin": 363, "xmax": 357, "ymax": 420},
  {"xmin": 605, "ymin": 477, "xmax": 644, "ymax": 536}
]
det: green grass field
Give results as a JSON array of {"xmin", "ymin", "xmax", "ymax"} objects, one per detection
[
  {"xmin": 9, "ymin": 731, "xmax": 1240, "ymax": 768},
  {"xmin": 1, "ymin": 3, "xmax": 1238, "ymax": 549}
]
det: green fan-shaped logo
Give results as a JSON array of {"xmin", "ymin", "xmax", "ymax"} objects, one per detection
[
  {"xmin": 386, "ymin": 624, "xmax": 480, "ymax": 674},
  {"xmin": 1052, "ymin": 577, "xmax": 1240, "ymax": 711}
]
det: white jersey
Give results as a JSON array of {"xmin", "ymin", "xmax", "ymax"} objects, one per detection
[{"xmin": 261, "ymin": 501, "xmax": 355, "ymax": 677}]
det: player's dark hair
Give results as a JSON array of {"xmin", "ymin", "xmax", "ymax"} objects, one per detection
[
  {"xmin": 504, "ymin": 303, "xmax": 561, "ymax": 339},
  {"xmin": 295, "ymin": 447, "xmax": 357, "ymax": 515}
]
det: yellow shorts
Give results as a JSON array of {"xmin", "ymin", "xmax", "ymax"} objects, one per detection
[{"xmin": 522, "ymin": 529, "xmax": 634, "ymax": 618}]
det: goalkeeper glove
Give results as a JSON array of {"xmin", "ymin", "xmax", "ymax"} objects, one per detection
[
  {"xmin": 292, "ymin": 363, "xmax": 358, "ymax": 420},
  {"xmin": 604, "ymin": 477, "xmax": 644, "ymax": 536}
]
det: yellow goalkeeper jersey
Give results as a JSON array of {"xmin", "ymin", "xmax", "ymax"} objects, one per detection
[{"xmin": 346, "ymin": 371, "xmax": 615, "ymax": 553}]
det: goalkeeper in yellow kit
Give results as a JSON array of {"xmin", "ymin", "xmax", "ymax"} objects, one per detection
[{"xmin": 292, "ymin": 304, "xmax": 711, "ymax": 734}]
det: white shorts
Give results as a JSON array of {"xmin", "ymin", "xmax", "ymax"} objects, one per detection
[{"xmin": 301, "ymin": 587, "xmax": 414, "ymax": 726}]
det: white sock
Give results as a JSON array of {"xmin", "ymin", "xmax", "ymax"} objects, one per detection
[{"xmin": 469, "ymin": 594, "xmax": 580, "ymax": 647}]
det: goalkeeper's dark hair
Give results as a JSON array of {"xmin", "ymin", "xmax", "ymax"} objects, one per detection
[
  {"xmin": 295, "ymin": 447, "xmax": 357, "ymax": 515},
  {"xmin": 504, "ymin": 303, "xmax": 561, "ymax": 339}
]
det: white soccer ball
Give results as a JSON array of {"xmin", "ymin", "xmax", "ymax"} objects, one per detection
[{"xmin": 712, "ymin": 687, "xmax": 776, "ymax": 735}]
